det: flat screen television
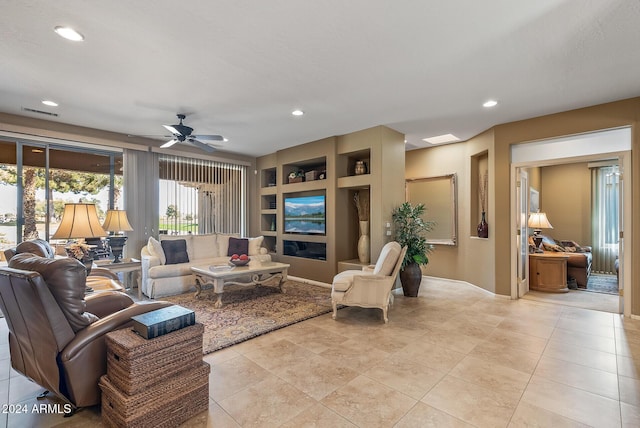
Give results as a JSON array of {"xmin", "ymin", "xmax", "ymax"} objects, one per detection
[{"xmin": 284, "ymin": 195, "xmax": 326, "ymax": 235}]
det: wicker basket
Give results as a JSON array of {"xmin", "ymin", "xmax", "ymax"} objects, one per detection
[
  {"xmin": 100, "ymin": 362, "xmax": 210, "ymax": 428},
  {"xmin": 105, "ymin": 324, "xmax": 204, "ymax": 395}
]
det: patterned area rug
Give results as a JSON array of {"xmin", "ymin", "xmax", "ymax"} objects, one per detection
[
  {"xmin": 163, "ymin": 280, "xmax": 333, "ymax": 354},
  {"xmin": 583, "ymin": 273, "xmax": 619, "ymax": 295}
]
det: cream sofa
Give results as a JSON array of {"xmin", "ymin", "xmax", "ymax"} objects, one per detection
[{"xmin": 140, "ymin": 233, "xmax": 270, "ymax": 298}]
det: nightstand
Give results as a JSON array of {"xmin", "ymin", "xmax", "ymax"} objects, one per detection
[{"xmin": 529, "ymin": 252, "xmax": 569, "ymax": 293}]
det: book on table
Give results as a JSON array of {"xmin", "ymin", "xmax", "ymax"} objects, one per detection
[{"xmin": 131, "ymin": 305, "xmax": 195, "ymax": 339}]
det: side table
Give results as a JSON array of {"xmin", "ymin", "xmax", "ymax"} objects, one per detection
[
  {"xmin": 529, "ymin": 252, "xmax": 569, "ymax": 293},
  {"xmin": 94, "ymin": 258, "xmax": 142, "ymax": 299}
]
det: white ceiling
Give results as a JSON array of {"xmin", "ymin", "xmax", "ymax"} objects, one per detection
[{"xmin": 1, "ymin": 1, "xmax": 639, "ymax": 157}]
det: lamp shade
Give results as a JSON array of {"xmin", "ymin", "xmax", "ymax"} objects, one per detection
[
  {"xmin": 102, "ymin": 209, "xmax": 134, "ymax": 233},
  {"xmin": 528, "ymin": 212, "xmax": 554, "ymax": 229},
  {"xmin": 51, "ymin": 203, "xmax": 107, "ymax": 239}
]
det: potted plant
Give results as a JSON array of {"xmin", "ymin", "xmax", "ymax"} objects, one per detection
[{"xmin": 392, "ymin": 202, "xmax": 435, "ymax": 296}]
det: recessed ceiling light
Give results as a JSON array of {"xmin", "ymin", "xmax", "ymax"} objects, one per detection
[
  {"xmin": 223, "ymin": 138, "xmax": 229, "ymax": 142},
  {"xmin": 54, "ymin": 26, "xmax": 84, "ymax": 42},
  {"xmin": 483, "ymin": 100, "xmax": 498, "ymax": 108},
  {"xmin": 291, "ymin": 109, "xmax": 304, "ymax": 116},
  {"xmin": 42, "ymin": 100, "xmax": 58, "ymax": 107},
  {"xmin": 422, "ymin": 134, "xmax": 461, "ymax": 145}
]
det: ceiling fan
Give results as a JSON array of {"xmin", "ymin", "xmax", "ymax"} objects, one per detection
[{"xmin": 160, "ymin": 114, "xmax": 224, "ymax": 153}]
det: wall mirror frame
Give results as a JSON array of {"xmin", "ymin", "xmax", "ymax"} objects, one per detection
[{"xmin": 406, "ymin": 173, "xmax": 457, "ymax": 246}]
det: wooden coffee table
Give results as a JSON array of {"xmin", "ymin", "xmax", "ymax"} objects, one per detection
[{"xmin": 190, "ymin": 261, "xmax": 290, "ymax": 308}]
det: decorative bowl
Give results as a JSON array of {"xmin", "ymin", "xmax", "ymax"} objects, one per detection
[{"xmin": 229, "ymin": 257, "xmax": 250, "ymax": 266}]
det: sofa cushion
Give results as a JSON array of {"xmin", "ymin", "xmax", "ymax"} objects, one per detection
[
  {"xmin": 147, "ymin": 237, "xmax": 166, "ymax": 264},
  {"xmin": 227, "ymin": 237, "xmax": 249, "ymax": 256},
  {"xmin": 191, "ymin": 234, "xmax": 219, "ymax": 260},
  {"xmin": 332, "ymin": 270, "xmax": 359, "ymax": 292},
  {"xmin": 148, "ymin": 262, "xmax": 196, "ymax": 279},
  {"xmin": 247, "ymin": 236, "xmax": 264, "ymax": 256},
  {"xmin": 9, "ymin": 253, "xmax": 98, "ymax": 332},
  {"xmin": 373, "ymin": 241, "xmax": 402, "ymax": 276},
  {"xmin": 161, "ymin": 239, "xmax": 189, "ymax": 265}
]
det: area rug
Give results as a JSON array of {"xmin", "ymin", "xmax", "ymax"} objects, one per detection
[
  {"xmin": 162, "ymin": 280, "xmax": 334, "ymax": 354},
  {"xmin": 583, "ymin": 273, "xmax": 619, "ymax": 295}
]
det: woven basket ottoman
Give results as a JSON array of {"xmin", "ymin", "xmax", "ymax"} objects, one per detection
[{"xmin": 100, "ymin": 323, "xmax": 208, "ymax": 427}]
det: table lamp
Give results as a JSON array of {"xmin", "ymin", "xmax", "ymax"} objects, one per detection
[
  {"xmin": 102, "ymin": 209, "xmax": 134, "ymax": 263},
  {"xmin": 527, "ymin": 211, "xmax": 553, "ymax": 252}
]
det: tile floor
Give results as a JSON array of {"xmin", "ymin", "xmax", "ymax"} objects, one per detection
[{"xmin": 1, "ymin": 277, "xmax": 640, "ymax": 427}]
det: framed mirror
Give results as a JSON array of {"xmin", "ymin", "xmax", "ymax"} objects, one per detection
[{"xmin": 406, "ymin": 174, "xmax": 457, "ymax": 245}]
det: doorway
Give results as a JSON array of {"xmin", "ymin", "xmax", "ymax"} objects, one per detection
[{"xmin": 510, "ymin": 128, "xmax": 632, "ymax": 316}]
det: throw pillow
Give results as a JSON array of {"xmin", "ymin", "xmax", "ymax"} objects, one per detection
[
  {"xmin": 542, "ymin": 242, "xmax": 565, "ymax": 252},
  {"xmin": 227, "ymin": 237, "xmax": 249, "ymax": 256},
  {"xmin": 148, "ymin": 236, "xmax": 166, "ymax": 265},
  {"xmin": 247, "ymin": 236, "xmax": 264, "ymax": 256},
  {"xmin": 161, "ymin": 239, "xmax": 189, "ymax": 265}
]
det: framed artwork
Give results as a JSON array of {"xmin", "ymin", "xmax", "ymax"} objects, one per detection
[{"xmin": 529, "ymin": 188, "xmax": 539, "ymax": 213}]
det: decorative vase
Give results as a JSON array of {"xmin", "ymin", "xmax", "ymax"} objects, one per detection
[
  {"xmin": 400, "ymin": 262, "xmax": 422, "ymax": 297},
  {"xmin": 357, "ymin": 220, "xmax": 370, "ymax": 264},
  {"xmin": 354, "ymin": 160, "xmax": 367, "ymax": 175},
  {"xmin": 477, "ymin": 211, "xmax": 488, "ymax": 238}
]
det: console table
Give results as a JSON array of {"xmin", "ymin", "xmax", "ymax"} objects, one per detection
[{"xmin": 529, "ymin": 252, "xmax": 569, "ymax": 293}]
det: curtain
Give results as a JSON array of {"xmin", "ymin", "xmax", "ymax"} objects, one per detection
[
  {"xmin": 591, "ymin": 165, "xmax": 619, "ymax": 273},
  {"xmin": 158, "ymin": 155, "xmax": 247, "ymax": 236}
]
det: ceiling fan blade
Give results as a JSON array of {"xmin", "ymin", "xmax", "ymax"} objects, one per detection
[
  {"xmin": 189, "ymin": 138, "xmax": 216, "ymax": 153},
  {"xmin": 160, "ymin": 139, "xmax": 179, "ymax": 148},
  {"xmin": 163, "ymin": 124, "xmax": 181, "ymax": 136},
  {"xmin": 194, "ymin": 134, "xmax": 225, "ymax": 141}
]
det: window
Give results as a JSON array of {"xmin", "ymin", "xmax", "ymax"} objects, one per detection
[
  {"xmin": 158, "ymin": 155, "xmax": 246, "ymax": 236},
  {"xmin": 0, "ymin": 139, "xmax": 122, "ymax": 256},
  {"xmin": 591, "ymin": 164, "xmax": 619, "ymax": 273}
]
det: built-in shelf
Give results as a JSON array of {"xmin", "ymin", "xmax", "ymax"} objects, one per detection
[{"xmin": 337, "ymin": 174, "xmax": 370, "ymax": 189}]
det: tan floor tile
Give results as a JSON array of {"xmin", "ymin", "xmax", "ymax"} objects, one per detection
[
  {"xmin": 181, "ymin": 399, "xmax": 241, "ymax": 428},
  {"xmin": 395, "ymin": 402, "xmax": 474, "ymax": 428},
  {"xmin": 551, "ymin": 327, "xmax": 617, "ymax": 354},
  {"xmin": 485, "ymin": 329, "xmax": 548, "ymax": 355},
  {"xmin": 544, "ymin": 339, "xmax": 618, "ymax": 374},
  {"xmin": 534, "ymin": 355, "xmax": 619, "ymax": 400},
  {"xmin": 618, "ymin": 354, "xmax": 640, "ymax": 380},
  {"xmin": 555, "ymin": 317, "xmax": 615, "ymax": 339},
  {"xmin": 453, "ymin": 309, "xmax": 506, "ymax": 327},
  {"xmin": 218, "ymin": 375, "xmax": 315, "ymax": 428},
  {"xmin": 7, "ymin": 375, "xmax": 46, "ymax": 405},
  {"xmin": 321, "ymin": 375, "xmax": 417, "ymax": 428},
  {"xmin": 279, "ymin": 403, "xmax": 357, "ymax": 428},
  {"xmin": 439, "ymin": 315, "xmax": 497, "ymax": 340},
  {"xmin": 521, "ymin": 375, "xmax": 621, "ymax": 427},
  {"xmin": 203, "ymin": 346, "xmax": 240, "ymax": 366},
  {"xmin": 243, "ymin": 338, "xmax": 316, "ymax": 371},
  {"xmin": 469, "ymin": 340, "xmax": 541, "ymax": 374},
  {"xmin": 7, "ymin": 396, "xmax": 98, "ymax": 427},
  {"xmin": 276, "ymin": 323, "xmax": 350, "ymax": 354},
  {"xmin": 401, "ymin": 340, "xmax": 467, "ymax": 372},
  {"xmin": 508, "ymin": 401, "xmax": 591, "ymax": 427},
  {"xmin": 364, "ymin": 353, "xmax": 446, "ymax": 400},
  {"xmin": 560, "ymin": 306, "xmax": 616, "ymax": 327},
  {"xmin": 449, "ymin": 355, "xmax": 531, "ymax": 397},
  {"xmin": 208, "ymin": 355, "xmax": 271, "ymax": 402},
  {"xmin": 422, "ymin": 375, "xmax": 518, "ymax": 428},
  {"xmin": 420, "ymin": 328, "xmax": 483, "ymax": 354},
  {"xmin": 620, "ymin": 375, "xmax": 640, "ymax": 407},
  {"xmin": 616, "ymin": 336, "xmax": 640, "ymax": 358},
  {"xmin": 621, "ymin": 402, "xmax": 640, "ymax": 428},
  {"xmin": 270, "ymin": 354, "xmax": 358, "ymax": 400},
  {"xmin": 319, "ymin": 339, "xmax": 390, "ymax": 373},
  {"xmin": 496, "ymin": 317, "xmax": 556, "ymax": 339}
]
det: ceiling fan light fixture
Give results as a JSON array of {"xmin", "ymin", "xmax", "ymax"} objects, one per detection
[{"xmin": 54, "ymin": 26, "xmax": 84, "ymax": 42}]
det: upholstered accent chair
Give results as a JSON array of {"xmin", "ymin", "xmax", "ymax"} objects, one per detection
[
  {"xmin": 331, "ymin": 241, "xmax": 407, "ymax": 323},
  {"xmin": 0, "ymin": 254, "xmax": 172, "ymax": 409}
]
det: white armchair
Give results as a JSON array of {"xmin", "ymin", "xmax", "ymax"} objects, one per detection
[{"xmin": 331, "ymin": 242, "xmax": 407, "ymax": 323}]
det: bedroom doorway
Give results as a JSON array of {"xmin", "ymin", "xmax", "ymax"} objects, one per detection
[{"xmin": 510, "ymin": 127, "xmax": 632, "ymax": 316}]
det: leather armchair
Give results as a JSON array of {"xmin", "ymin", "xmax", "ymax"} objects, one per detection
[
  {"xmin": 331, "ymin": 242, "xmax": 407, "ymax": 323},
  {"xmin": 0, "ymin": 253, "xmax": 172, "ymax": 409}
]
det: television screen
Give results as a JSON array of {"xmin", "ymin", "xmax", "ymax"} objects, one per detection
[{"xmin": 284, "ymin": 195, "xmax": 326, "ymax": 235}]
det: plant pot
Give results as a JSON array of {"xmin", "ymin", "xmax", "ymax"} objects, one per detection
[{"xmin": 400, "ymin": 262, "xmax": 422, "ymax": 297}]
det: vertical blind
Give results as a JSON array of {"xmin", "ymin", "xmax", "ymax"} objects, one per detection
[
  {"xmin": 159, "ymin": 155, "xmax": 246, "ymax": 236},
  {"xmin": 591, "ymin": 165, "xmax": 619, "ymax": 274}
]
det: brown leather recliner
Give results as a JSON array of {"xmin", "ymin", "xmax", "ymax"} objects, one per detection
[{"xmin": 0, "ymin": 253, "xmax": 172, "ymax": 409}]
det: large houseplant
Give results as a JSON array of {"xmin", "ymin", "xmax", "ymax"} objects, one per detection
[{"xmin": 392, "ymin": 202, "xmax": 434, "ymax": 296}]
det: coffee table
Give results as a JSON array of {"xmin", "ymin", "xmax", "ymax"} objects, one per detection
[{"xmin": 190, "ymin": 261, "xmax": 290, "ymax": 308}]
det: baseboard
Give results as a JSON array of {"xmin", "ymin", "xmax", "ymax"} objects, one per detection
[{"xmin": 288, "ymin": 275, "xmax": 331, "ymax": 289}]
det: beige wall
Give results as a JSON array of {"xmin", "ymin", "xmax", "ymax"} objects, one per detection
[
  {"xmin": 540, "ymin": 163, "xmax": 591, "ymax": 246},
  {"xmin": 407, "ymin": 96, "xmax": 640, "ymax": 314}
]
